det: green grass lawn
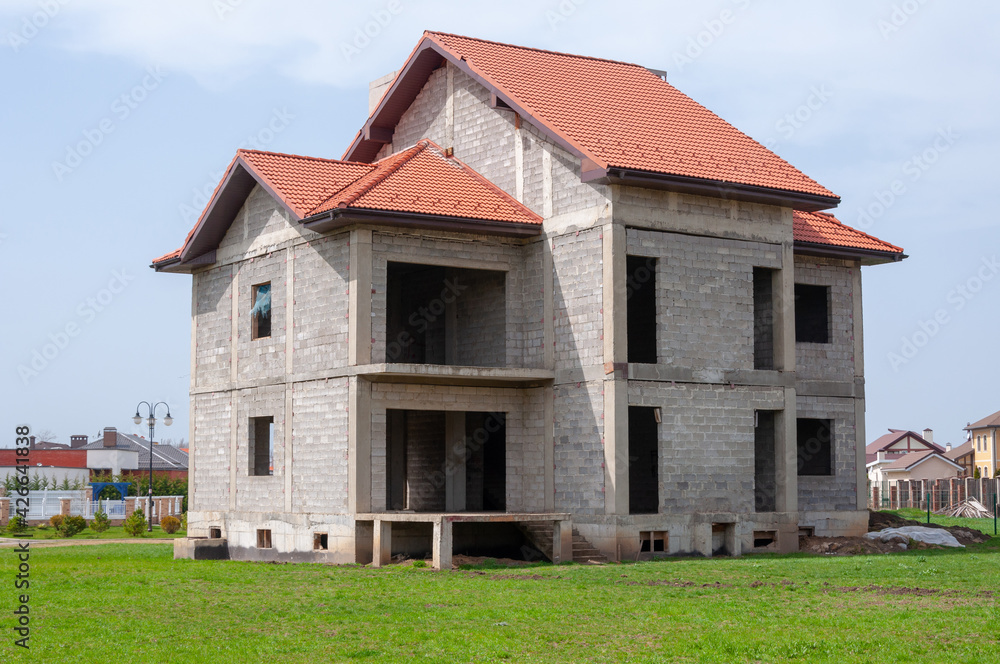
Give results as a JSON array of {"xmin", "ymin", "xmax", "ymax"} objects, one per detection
[
  {"xmin": 2, "ymin": 533, "xmax": 999, "ymax": 663},
  {"xmin": 0, "ymin": 525, "xmax": 185, "ymax": 540}
]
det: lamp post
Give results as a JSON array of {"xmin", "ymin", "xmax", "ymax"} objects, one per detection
[{"xmin": 133, "ymin": 401, "xmax": 172, "ymax": 532}]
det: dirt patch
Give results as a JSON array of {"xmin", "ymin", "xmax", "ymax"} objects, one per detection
[
  {"xmin": 799, "ymin": 536, "xmax": 902, "ymax": 555},
  {"xmin": 825, "ymin": 585, "xmax": 995, "ymax": 598},
  {"xmin": 451, "ymin": 554, "xmax": 539, "ymax": 569}
]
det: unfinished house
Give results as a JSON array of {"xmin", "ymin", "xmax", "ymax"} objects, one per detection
[{"xmin": 156, "ymin": 32, "xmax": 905, "ymax": 567}]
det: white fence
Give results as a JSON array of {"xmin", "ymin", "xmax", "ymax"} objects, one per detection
[{"xmin": 5, "ymin": 490, "xmax": 183, "ymax": 523}]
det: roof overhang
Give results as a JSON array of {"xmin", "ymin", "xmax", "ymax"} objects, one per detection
[
  {"xmin": 793, "ymin": 241, "xmax": 906, "ymax": 266},
  {"xmin": 593, "ymin": 167, "xmax": 841, "ymax": 212},
  {"xmin": 303, "ymin": 208, "xmax": 541, "ymax": 238},
  {"xmin": 884, "ymin": 453, "xmax": 963, "ymax": 473}
]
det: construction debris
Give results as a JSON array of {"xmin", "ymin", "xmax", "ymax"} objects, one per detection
[{"xmin": 938, "ymin": 498, "xmax": 995, "ymax": 518}]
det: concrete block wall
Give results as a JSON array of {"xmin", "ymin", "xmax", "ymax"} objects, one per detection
[
  {"xmin": 628, "ymin": 382, "xmax": 785, "ymax": 514},
  {"xmin": 552, "ymin": 227, "xmax": 604, "ymax": 371},
  {"xmin": 404, "ymin": 410, "xmax": 447, "ymax": 511},
  {"xmin": 191, "ymin": 392, "xmax": 231, "ymax": 511},
  {"xmin": 793, "ymin": 256, "xmax": 857, "ymax": 382},
  {"xmin": 455, "ymin": 269, "xmax": 507, "ymax": 367},
  {"xmin": 233, "ymin": 384, "xmax": 286, "ymax": 513},
  {"xmin": 194, "ymin": 265, "xmax": 233, "ymax": 389},
  {"xmin": 291, "ymin": 235, "xmax": 350, "ymax": 374},
  {"xmin": 626, "ymin": 228, "xmax": 781, "ymax": 372},
  {"xmin": 290, "ymin": 378, "xmax": 350, "ymax": 513},
  {"xmin": 368, "ymin": 382, "xmax": 547, "ymax": 513},
  {"xmin": 553, "ymin": 382, "xmax": 605, "ymax": 515},
  {"xmin": 796, "ymin": 395, "xmax": 859, "ymax": 512},
  {"xmin": 236, "ymin": 252, "xmax": 287, "ymax": 382}
]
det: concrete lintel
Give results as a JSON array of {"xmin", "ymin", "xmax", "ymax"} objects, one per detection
[
  {"xmin": 795, "ymin": 379, "xmax": 856, "ymax": 398},
  {"xmin": 626, "ymin": 364, "xmax": 794, "ymax": 388},
  {"xmin": 355, "ymin": 512, "xmax": 570, "ymax": 523}
]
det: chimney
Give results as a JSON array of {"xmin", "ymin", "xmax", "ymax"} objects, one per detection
[
  {"xmin": 946, "ymin": 443, "xmax": 952, "ymax": 452},
  {"xmin": 369, "ymin": 70, "xmax": 398, "ymax": 115},
  {"xmin": 877, "ymin": 450, "xmax": 886, "ymax": 463},
  {"xmin": 70, "ymin": 435, "xmax": 88, "ymax": 449},
  {"xmin": 29, "ymin": 435, "xmax": 36, "ymax": 450},
  {"xmin": 922, "ymin": 428, "xmax": 934, "ymax": 444},
  {"xmin": 103, "ymin": 427, "xmax": 117, "ymax": 448}
]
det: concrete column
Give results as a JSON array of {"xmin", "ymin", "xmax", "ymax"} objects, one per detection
[
  {"xmin": 432, "ymin": 517, "xmax": 453, "ymax": 571},
  {"xmin": 60, "ymin": 498, "xmax": 71, "ymax": 516},
  {"xmin": 693, "ymin": 522, "xmax": 713, "ymax": 557},
  {"xmin": 725, "ymin": 524, "xmax": 741, "ymax": 557},
  {"xmin": 775, "ymin": 388, "xmax": 798, "ymax": 513},
  {"xmin": 349, "ymin": 377, "xmax": 372, "ymax": 513},
  {"xmin": 348, "ymin": 229, "xmax": 373, "ymax": 366},
  {"xmin": 230, "ymin": 268, "xmax": 239, "ymax": 383},
  {"xmin": 553, "ymin": 519, "xmax": 573, "ymax": 564},
  {"xmin": 602, "ymin": 223, "xmax": 629, "ymax": 516},
  {"xmin": 774, "ymin": 242, "xmax": 796, "ymax": 372},
  {"xmin": 444, "ymin": 412, "xmax": 466, "ymax": 512},
  {"xmin": 372, "ymin": 519, "xmax": 392, "ymax": 568},
  {"xmin": 543, "ymin": 387, "xmax": 555, "ymax": 512}
]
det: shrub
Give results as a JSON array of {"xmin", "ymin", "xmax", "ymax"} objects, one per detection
[
  {"xmin": 6, "ymin": 515, "xmax": 28, "ymax": 535},
  {"xmin": 160, "ymin": 515, "xmax": 181, "ymax": 534},
  {"xmin": 36, "ymin": 523, "xmax": 49, "ymax": 531},
  {"xmin": 181, "ymin": 512, "xmax": 188, "ymax": 532},
  {"xmin": 90, "ymin": 511, "xmax": 110, "ymax": 533},
  {"xmin": 57, "ymin": 515, "xmax": 87, "ymax": 538},
  {"xmin": 123, "ymin": 508, "xmax": 147, "ymax": 537},
  {"xmin": 412, "ymin": 560, "xmax": 427, "ymax": 568},
  {"xmin": 49, "ymin": 514, "xmax": 64, "ymax": 529}
]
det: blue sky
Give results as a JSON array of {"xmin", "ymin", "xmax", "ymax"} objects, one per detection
[{"xmin": 1, "ymin": 0, "xmax": 996, "ymax": 448}]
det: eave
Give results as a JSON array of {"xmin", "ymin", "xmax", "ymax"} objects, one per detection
[
  {"xmin": 303, "ymin": 208, "xmax": 541, "ymax": 238},
  {"xmin": 793, "ymin": 240, "xmax": 907, "ymax": 266}
]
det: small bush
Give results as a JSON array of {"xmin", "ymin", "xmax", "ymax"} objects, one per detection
[
  {"xmin": 123, "ymin": 508, "xmax": 147, "ymax": 537},
  {"xmin": 49, "ymin": 514, "xmax": 64, "ymax": 529},
  {"xmin": 90, "ymin": 511, "xmax": 110, "ymax": 533},
  {"xmin": 6, "ymin": 516, "xmax": 27, "ymax": 534},
  {"xmin": 36, "ymin": 523, "xmax": 49, "ymax": 531},
  {"xmin": 412, "ymin": 560, "xmax": 427, "ymax": 568},
  {"xmin": 160, "ymin": 515, "xmax": 181, "ymax": 534},
  {"xmin": 181, "ymin": 512, "xmax": 188, "ymax": 532},
  {"xmin": 57, "ymin": 515, "xmax": 87, "ymax": 538}
]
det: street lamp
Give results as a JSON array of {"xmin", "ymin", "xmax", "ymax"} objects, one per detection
[{"xmin": 133, "ymin": 401, "xmax": 172, "ymax": 532}]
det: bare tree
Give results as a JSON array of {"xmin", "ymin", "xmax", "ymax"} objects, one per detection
[{"xmin": 33, "ymin": 429, "xmax": 59, "ymax": 443}]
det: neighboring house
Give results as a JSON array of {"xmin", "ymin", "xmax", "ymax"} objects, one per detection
[
  {"xmin": 868, "ymin": 450, "xmax": 962, "ymax": 483},
  {"xmin": 966, "ymin": 409, "xmax": 1000, "ymax": 477},
  {"xmin": 154, "ymin": 32, "xmax": 904, "ymax": 565},
  {"xmin": 945, "ymin": 441, "xmax": 975, "ymax": 478},
  {"xmin": 0, "ymin": 449, "xmax": 89, "ymax": 486},
  {"xmin": 81, "ymin": 427, "xmax": 189, "ymax": 481},
  {"xmin": 865, "ymin": 428, "xmax": 943, "ymax": 481}
]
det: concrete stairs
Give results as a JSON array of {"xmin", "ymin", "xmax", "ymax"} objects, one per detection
[{"xmin": 517, "ymin": 522, "xmax": 609, "ymax": 564}]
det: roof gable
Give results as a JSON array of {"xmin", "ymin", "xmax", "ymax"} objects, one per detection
[
  {"xmin": 866, "ymin": 429, "xmax": 943, "ymax": 455},
  {"xmin": 883, "ymin": 450, "xmax": 962, "ymax": 472},
  {"xmin": 153, "ymin": 140, "xmax": 542, "ymax": 271},
  {"xmin": 346, "ymin": 31, "xmax": 839, "ymax": 208}
]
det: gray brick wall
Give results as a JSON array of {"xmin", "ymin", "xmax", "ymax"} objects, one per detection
[
  {"xmin": 194, "ymin": 265, "xmax": 233, "ymax": 389},
  {"xmin": 292, "ymin": 235, "xmax": 350, "ymax": 374},
  {"xmin": 796, "ymin": 395, "xmax": 858, "ymax": 512},
  {"xmin": 291, "ymin": 378, "xmax": 349, "ymax": 513},
  {"xmin": 236, "ymin": 251, "xmax": 286, "ymax": 382},
  {"xmin": 626, "ymin": 228, "xmax": 781, "ymax": 372},
  {"xmin": 233, "ymin": 385, "xmax": 286, "ymax": 512},
  {"xmin": 794, "ymin": 257, "xmax": 857, "ymax": 381},
  {"xmin": 552, "ymin": 228, "xmax": 604, "ymax": 371},
  {"xmin": 553, "ymin": 381, "xmax": 605, "ymax": 515},
  {"xmin": 192, "ymin": 392, "xmax": 231, "ymax": 511},
  {"xmin": 628, "ymin": 382, "xmax": 785, "ymax": 514}
]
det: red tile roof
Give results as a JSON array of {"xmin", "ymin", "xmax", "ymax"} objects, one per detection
[
  {"xmin": 357, "ymin": 31, "xmax": 837, "ymax": 200},
  {"xmin": 793, "ymin": 210, "xmax": 903, "ymax": 255},
  {"xmin": 153, "ymin": 140, "xmax": 541, "ymax": 266}
]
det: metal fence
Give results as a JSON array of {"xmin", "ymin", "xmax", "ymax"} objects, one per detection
[
  {"xmin": 6, "ymin": 490, "xmax": 183, "ymax": 523},
  {"xmin": 869, "ymin": 477, "xmax": 1000, "ymax": 513}
]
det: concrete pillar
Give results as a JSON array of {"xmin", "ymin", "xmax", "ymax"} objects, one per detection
[
  {"xmin": 774, "ymin": 242, "xmax": 796, "ymax": 373},
  {"xmin": 725, "ymin": 523, "xmax": 741, "ymax": 557},
  {"xmin": 445, "ymin": 412, "xmax": 466, "ymax": 512},
  {"xmin": 602, "ymin": 223, "xmax": 629, "ymax": 515},
  {"xmin": 553, "ymin": 519, "xmax": 573, "ymax": 564},
  {"xmin": 775, "ymin": 389, "xmax": 798, "ymax": 513},
  {"xmin": 373, "ymin": 519, "xmax": 392, "ymax": 568},
  {"xmin": 693, "ymin": 522, "xmax": 713, "ymax": 557},
  {"xmin": 432, "ymin": 517, "xmax": 453, "ymax": 571},
  {"xmin": 60, "ymin": 498, "xmax": 71, "ymax": 516},
  {"xmin": 0, "ymin": 497, "xmax": 9, "ymax": 525},
  {"xmin": 349, "ymin": 377, "xmax": 372, "ymax": 513},
  {"xmin": 348, "ymin": 228, "xmax": 373, "ymax": 366}
]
